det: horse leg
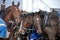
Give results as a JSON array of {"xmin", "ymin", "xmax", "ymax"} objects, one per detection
[{"xmin": 44, "ymin": 27, "xmax": 55, "ymax": 40}]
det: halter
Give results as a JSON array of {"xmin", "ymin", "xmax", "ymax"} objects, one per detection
[
  {"xmin": 10, "ymin": 7, "xmax": 20, "ymax": 30},
  {"xmin": 8, "ymin": 6, "xmax": 22, "ymax": 38}
]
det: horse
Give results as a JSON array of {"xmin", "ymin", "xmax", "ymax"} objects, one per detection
[
  {"xmin": 30, "ymin": 12, "xmax": 44, "ymax": 40},
  {"xmin": 32, "ymin": 12, "xmax": 43, "ymax": 34},
  {"xmin": 17, "ymin": 10, "xmax": 43, "ymax": 40},
  {"xmin": 29, "ymin": 10, "xmax": 56, "ymax": 40},
  {"xmin": 42, "ymin": 9, "xmax": 59, "ymax": 40},
  {"xmin": 19, "ymin": 12, "xmax": 33, "ymax": 40},
  {"xmin": 0, "ymin": 1, "xmax": 20, "ymax": 40},
  {"xmin": 48, "ymin": 10, "xmax": 59, "ymax": 40},
  {"xmin": 36, "ymin": 10, "xmax": 50, "ymax": 40},
  {"xmin": 34, "ymin": 10, "xmax": 56, "ymax": 40}
]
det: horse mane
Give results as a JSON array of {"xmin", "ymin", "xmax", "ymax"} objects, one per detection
[
  {"xmin": 50, "ymin": 15, "xmax": 59, "ymax": 20},
  {"xmin": 0, "ymin": 10, "xmax": 5, "ymax": 18},
  {"xmin": 6, "ymin": 6, "xmax": 11, "ymax": 11},
  {"xmin": 0, "ymin": 6, "xmax": 11, "ymax": 19},
  {"xmin": 48, "ymin": 12, "xmax": 58, "ymax": 22}
]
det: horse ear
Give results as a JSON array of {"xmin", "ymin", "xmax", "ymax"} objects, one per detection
[
  {"xmin": 17, "ymin": 2, "xmax": 20, "ymax": 7},
  {"xmin": 12, "ymin": 1, "xmax": 14, "ymax": 5}
]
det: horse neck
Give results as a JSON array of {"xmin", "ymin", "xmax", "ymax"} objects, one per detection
[
  {"xmin": 0, "ymin": 10, "xmax": 7, "ymax": 23},
  {"xmin": 3, "ymin": 11, "xmax": 12, "ymax": 24}
]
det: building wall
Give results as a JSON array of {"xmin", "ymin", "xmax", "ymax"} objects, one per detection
[{"xmin": 42, "ymin": 0, "xmax": 60, "ymax": 8}]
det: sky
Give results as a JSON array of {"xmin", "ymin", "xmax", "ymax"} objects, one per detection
[
  {"xmin": 42, "ymin": 0, "xmax": 60, "ymax": 8},
  {"xmin": 0, "ymin": 0, "xmax": 23, "ymax": 10},
  {"xmin": 5, "ymin": 0, "xmax": 23, "ymax": 10},
  {"xmin": 0, "ymin": 0, "xmax": 60, "ymax": 12}
]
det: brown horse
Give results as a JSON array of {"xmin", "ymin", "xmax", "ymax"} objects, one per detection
[
  {"xmin": 17, "ymin": 11, "xmax": 43, "ymax": 40},
  {"xmin": 42, "ymin": 10, "xmax": 59, "ymax": 40},
  {"xmin": 19, "ymin": 13, "xmax": 33, "ymax": 40},
  {"xmin": 32, "ymin": 12, "xmax": 42, "ymax": 34},
  {"xmin": 36, "ymin": 10, "xmax": 56, "ymax": 40},
  {"xmin": 0, "ymin": 1, "xmax": 20, "ymax": 40}
]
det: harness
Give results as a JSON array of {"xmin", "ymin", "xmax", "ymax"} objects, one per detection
[
  {"xmin": 44, "ymin": 12, "xmax": 58, "ymax": 33},
  {"xmin": 57, "ymin": 12, "xmax": 60, "ymax": 35},
  {"xmin": 42, "ymin": 12, "xmax": 50, "ymax": 28}
]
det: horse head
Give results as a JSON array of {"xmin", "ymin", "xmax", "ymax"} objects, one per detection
[
  {"xmin": 32, "ymin": 12, "xmax": 42, "ymax": 34},
  {"xmin": 19, "ymin": 12, "xmax": 33, "ymax": 35},
  {"xmin": 2, "ymin": 1, "xmax": 20, "ymax": 25},
  {"xmin": 0, "ymin": 1, "xmax": 21, "ymax": 39}
]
